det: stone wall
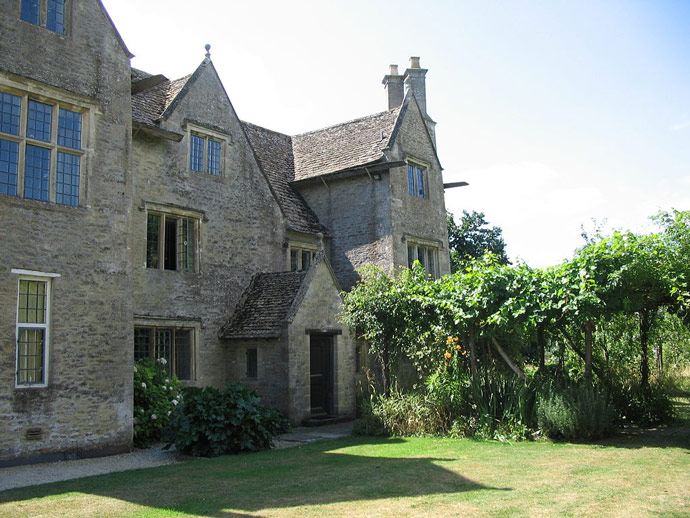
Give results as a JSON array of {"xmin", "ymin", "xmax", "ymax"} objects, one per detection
[
  {"xmin": 389, "ymin": 100, "xmax": 451, "ymax": 276},
  {"xmin": 296, "ymin": 174, "xmax": 393, "ymax": 290},
  {"xmin": 0, "ymin": 0, "xmax": 134, "ymax": 464},
  {"xmin": 131, "ymin": 62, "xmax": 287, "ymax": 390},
  {"xmin": 287, "ymin": 259, "xmax": 355, "ymax": 424}
]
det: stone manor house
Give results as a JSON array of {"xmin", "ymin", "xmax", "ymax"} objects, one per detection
[{"xmin": 0, "ymin": 0, "xmax": 451, "ymax": 465}]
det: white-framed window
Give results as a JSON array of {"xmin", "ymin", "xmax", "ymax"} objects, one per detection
[
  {"xmin": 12, "ymin": 269, "xmax": 60, "ymax": 387},
  {"xmin": 134, "ymin": 321, "xmax": 197, "ymax": 381},
  {"xmin": 20, "ymin": 0, "xmax": 66, "ymax": 34},
  {"xmin": 407, "ymin": 242, "xmax": 439, "ymax": 279},
  {"xmin": 407, "ymin": 163, "xmax": 426, "ymax": 199},
  {"xmin": 145, "ymin": 205, "xmax": 201, "ymax": 272},
  {"xmin": 0, "ymin": 85, "xmax": 88, "ymax": 206},
  {"xmin": 289, "ymin": 244, "xmax": 317, "ymax": 272}
]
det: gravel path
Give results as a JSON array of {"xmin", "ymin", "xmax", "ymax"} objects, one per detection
[{"xmin": 0, "ymin": 421, "xmax": 354, "ymax": 492}]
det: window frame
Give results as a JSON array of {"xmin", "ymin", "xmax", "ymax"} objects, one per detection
[
  {"xmin": 144, "ymin": 204, "xmax": 202, "ymax": 273},
  {"xmin": 406, "ymin": 241, "xmax": 439, "ymax": 279},
  {"xmin": 133, "ymin": 319, "xmax": 199, "ymax": 381},
  {"xmin": 0, "ymin": 81, "xmax": 90, "ymax": 207},
  {"xmin": 289, "ymin": 243, "xmax": 317, "ymax": 272},
  {"xmin": 186, "ymin": 124, "xmax": 227, "ymax": 177},
  {"xmin": 12, "ymin": 269, "xmax": 60, "ymax": 388},
  {"xmin": 20, "ymin": 0, "xmax": 67, "ymax": 35},
  {"xmin": 406, "ymin": 160, "xmax": 428, "ymax": 200}
]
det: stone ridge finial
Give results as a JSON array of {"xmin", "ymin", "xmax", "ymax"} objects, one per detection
[{"xmin": 205, "ymin": 44, "xmax": 211, "ymax": 60}]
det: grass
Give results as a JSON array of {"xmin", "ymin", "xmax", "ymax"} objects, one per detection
[{"xmin": 1, "ymin": 430, "xmax": 689, "ymax": 518}]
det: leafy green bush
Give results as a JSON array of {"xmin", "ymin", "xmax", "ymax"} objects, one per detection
[
  {"xmin": 133, "ymin": 358, "xmax": 185, "ymax": 447},
  {"xmin": 353, "ymin": 386, "xmax": 447, "ymax": 437},
  {"xmin": 537, "ymin": 381, "xmax": 616, "ymax": 440},
  {"xmin": 610, "ymin": 379, "xmax": 675, "ymax": 426},
  {"xmin": 164, "ymin": 384, "xmax": 290, "ymax": 457}
]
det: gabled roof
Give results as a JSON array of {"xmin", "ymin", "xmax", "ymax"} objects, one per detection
[
  {"xmin": 291, "ymin": 107, "xmax": 401, "ymax": 181},
  {"xmin": 242, "ymin": 122, "xmax": 328, "ymax": 235},
  {"xmin": 219, "ymin": 271, "xmax": 308, "ymax": 339},
  {"xmin": 131, "ymin": 68, "xmax": 191, "ymax": 125}
]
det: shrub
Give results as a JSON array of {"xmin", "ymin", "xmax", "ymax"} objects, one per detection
[
  {"xmin": 164, "ymin": 383, "xmax": 290, "ymax": 457},
  {"xmin": 353, "ymin": 387, "xmax": 447, "ymax": 437},
  {"xmin": 133, "ymin": 358, "xmax": 185, "ymax": 447},
  {"xmin": 537, "ymin": 381, "xmax": 616, "ymax": 440},
  {"xmin": 610, "ymin": 379, "xmax": 675, "ymax": 426}
]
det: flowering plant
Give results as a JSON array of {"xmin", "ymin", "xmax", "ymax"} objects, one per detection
[{"xmin": 133, "ymin": 358, "xmax": 185, "ymax": 447}]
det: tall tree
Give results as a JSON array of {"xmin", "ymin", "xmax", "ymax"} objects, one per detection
[{"xmin": 447, "ymin": 210, "xmax": 509, "ymax": 272}]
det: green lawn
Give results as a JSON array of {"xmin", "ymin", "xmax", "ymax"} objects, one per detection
[{"xmin": 1, "ymin": 430, "xmax": 689, "ymax": 518}]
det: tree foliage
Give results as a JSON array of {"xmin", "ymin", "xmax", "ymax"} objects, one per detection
[
  {"xmin": 447, "ymin": 210, "xmax": 509, "ymax": 272},
  {"xmin": 342, "ymin": 210, "xmax": 690, "ymax": 422}
]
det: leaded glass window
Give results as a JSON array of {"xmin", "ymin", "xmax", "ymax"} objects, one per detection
[
  {"xmin": 0, "ymin": 92, "xmax": 21, "ymax": 135},
  {"xmin": 56, "ymin": 152, "xmax": 80, "ymax": 206},
  {"xmin": 407, "ymin": 165, "xmax": 415, "ymax": 196},
  {"xmin": 189, "ymin": 132, "xmax": 223, "ymax": 176},
  {"xmin": 0, "ymin": 91, "xmax": 85, "ymax": 205},
  {"xmin": 27, "ymin": 100, "xmax": 52, "ymax": 141},
  {"xmin": 46, "ymin": 0, "xmax": 65, "ymax": 34},
  {"xmin": 20, "ymin": 0, "xmax": 40, "ymax": 25},
  {"xmin": 0, "ymin": 139, "xmax": 19, "ymax": 196},
  {"xmin": 146, "ymin": 211, "xmax": 198, "ymax": 272},
  {"xmin": 16, "ymin": 278, "xmax": 49, "ymax": 386},
  {"xmin": 190, "ymin": 134, "xmax": 204, "ymax": 172},
  {"xmin": 20, "ymin": 0, "xmax": 65, "ymax": 34},
  {"xmin": 207, "ymin": 139, "xmax": 221, "ymax": 176},
  {"xmin": 134, "ymin": 325, "xmax": 194, "ymax": 380},
  {"xmin": 57, "ymin": 108, "xmax": 81, "ymax": 149},
  {"xmin": 406, "ymin": 163, "xmax": 427, "ymax": 199},
  {"xmin": 24, "ymin": 144, "xmax": 50, "ymax": 200}
]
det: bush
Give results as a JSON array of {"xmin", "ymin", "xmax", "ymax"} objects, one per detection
[
  {"xmin": 133, "ymin": 358, "xmax": 185, "ymax": 447},
  {"xmin": 353, "ymin": 387, "xmax": 447, "ymax": 437},
  {"xmin": 610, "ymin": 379, "xmax": 675, "ymax": 426},
  {"xmin": 164, "ymin": 383, "xmax": 290, "ymax": 457},
  {"xmin": 537, "ymin": 381, "xmax": 616, "ymax": 440}
]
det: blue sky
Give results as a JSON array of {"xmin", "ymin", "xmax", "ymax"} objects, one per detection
[{"xmin": 103, "ymin": 0, "xmax": 689, "ymax": 267}]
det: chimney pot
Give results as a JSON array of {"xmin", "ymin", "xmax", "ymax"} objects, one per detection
[
  {"xmin": 389, "ymin": 64, "xmax": 399, "ymax": 75},
  {"xmin": 410, "ymin": 56, "xmax": 421, "ymax": 68}
]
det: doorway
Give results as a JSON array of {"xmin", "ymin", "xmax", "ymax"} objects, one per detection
[{"xmin": 310, "ymin": 334, "xmax": 334, "ymax": 416}]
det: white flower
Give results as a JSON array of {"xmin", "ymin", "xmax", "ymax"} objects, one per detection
[
  {"xmin": 141, "ymin": 382, "xmax": 147, "ymax": 389},
  {"xmin": 167, "ymin": 410, "xmax": 172, "ymax": 416},
  {"xmin": 151, "ymin": 413, "xmax": 157, "ymax": 420},
  {"xmin": 133, "ymin": 365, "xmax": 138, "ymax": 373},
  {"xmin": 172, "ymin": 399, "xmax": 179, "ymax": 406},
  {"xmin": 157, "ymin": 358, "xmax": 167, "ymax": 365},
  {"xmin": 165, "ymin": 378, "xmax": 170, "ymax": 383}
]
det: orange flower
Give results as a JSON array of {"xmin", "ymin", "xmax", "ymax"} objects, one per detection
[
  {"xmin": 453, "ymin": 336, "xmax": 460, "ymax": 342},
  {"xmin": 461, "ymin": 351, "xmax": 467, "ymax": 356},
  {"xmin": 456, "ymin": 344, "xmax": 462, "ymax": 350},
  {"xmin": 444, "ymin": 352, "xmax": 452, "ymax": 359},
  {"xmin": 446, "ymin": 336, "xmax": 453, "ymax": 345}
]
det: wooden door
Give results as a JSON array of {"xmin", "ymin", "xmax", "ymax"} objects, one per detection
[{"xmin": 310, "ymin": 335, "xmax": 334, "ymax": 416}]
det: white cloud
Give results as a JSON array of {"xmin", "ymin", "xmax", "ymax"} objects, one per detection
[{"xmin": 671, "ymin": 121, "xmax": 690, "ymax": 131}]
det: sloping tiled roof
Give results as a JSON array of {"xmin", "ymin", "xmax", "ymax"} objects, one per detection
[
  {"xmin": 291, "ymin": 108, "xmax": 401, "ymax": 181},
  {"xmin": 131, "ymin": 70, "xmax": 191, "ymax": 125},
  {"xmin": 242, "ymin": 122, "xmax": 328, "ymax": 235},
  {"xmin": 220, "ymin": 272, "xmax": 307, "ymax": 339}
]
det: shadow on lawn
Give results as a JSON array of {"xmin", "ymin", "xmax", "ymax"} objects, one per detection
[
  {"xmin": 595, "ymin": 426, "xmax": 690, "ymax": 450},
  {"xmin": 0, "ymin": 437, "xmax": 511, "ymax": 518}
]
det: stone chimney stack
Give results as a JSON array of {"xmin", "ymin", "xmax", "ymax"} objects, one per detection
[
  {"xmin": 404, "ymin": 56, "xmax": 428, "ymax": 118},
  {"xmin": 382, "ymin": 64, "xmax": 404, "ymax": 110}
]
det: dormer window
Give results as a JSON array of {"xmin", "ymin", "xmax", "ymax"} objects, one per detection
[
  {"xmin": 21, "ymin": 0, "xmax": 65, "ymax": 34},
  {"xmin": 190, "ymin": 133, "xmax": 222, "ymax": 176}
]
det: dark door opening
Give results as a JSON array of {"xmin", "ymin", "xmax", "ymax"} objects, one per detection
[{"xmin": 310, "ymin": 334, "xmax": 334, "ymax": 416}]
